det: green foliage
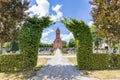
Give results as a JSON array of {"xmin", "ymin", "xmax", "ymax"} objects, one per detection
[
  {"xmin": 90, "ymin": 25, "xmax": 97, "ymax": 42},
  {"xmin": 90, "ymin": 0, "xmax": 120, "ymax": 42},
  {"xmin": 89, "ymin": 54, "xmax": 109, "ymax": 70},
  {"xmin": 109, "ymin": 54, "xmax": 120, "ymax": 68},
  {"xmin": 62, "ymin": 41, "xmax": 68, "ymax": 48},
  {"xmin": 77, "ymin": 54, "xmax": 109, "ymax": 70},
  {"xmin": 68, "ymin": 39, "xmax": 75, "ymax": 48},
  {"xmin": 0, "ymin": 54, "xmax": 35, "ymax": 71},
  {"xmin": 116, "ymin": 55, "xmax": 120, "ymax": 68},
  {"xmin": 4, "ymin": 41, "xmax": 19, "ymax": 52},
  {"xmin": 19, "ymin": 16, "xmax": 52, "ymax": 70},
  {"xmin": 62, "ymin": 18, "xmax": 93, "ymax": 69},
  {"xmin": 0, "ymin": 0, "xmax": 29, "ymax": 53},
  {"xmin": 11, "ymin": 41, "xmax": 19, "ymax": 52},
  {"xmin": 0, "ymin": 54, "xmax": 21, "ymax": 71},
  {"xmin": 39, "ymin": 42, "xmax": 53, "ymax": 47},
  {"xmin": 0, "ymin": 16, "xmax": 52, "ymax": 71},
  {"xmin": 0, "ymin": 0, "xmax": 29, "ymax": 41}
]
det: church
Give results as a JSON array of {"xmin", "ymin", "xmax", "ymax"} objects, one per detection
[{"xmin": 53, "ymin": 28, "xmax": 62, "ymax": 49}]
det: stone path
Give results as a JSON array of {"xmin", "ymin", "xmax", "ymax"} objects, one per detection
[{"xmin": 30, "ymin": 49, "xmax": 99, "ymax": 80}]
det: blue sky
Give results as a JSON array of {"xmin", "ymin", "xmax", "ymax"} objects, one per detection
[{"xmin": 28, "ymin": 0, "xmax": 93, "ymax": 44}]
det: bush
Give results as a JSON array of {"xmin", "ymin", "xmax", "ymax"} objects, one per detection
[
  {"xmin": 4, "ymin": 41, "xmax": 19, "ymax": 53},
  {"xmin": 0, "ymin": 54, "xmax": 21, "ymax": 71},
  {"xmin": 0, "ymin": 54, "xmax": 35, "ymax": 71},
  {"xmin": 0, "ymin": 16, "xmax": 52, "ymax": 71},
  {"xmin": 62, "ymin": 18, "xmax": 93, "ymax": 69},
  {"xmin": 109, "ymin": 54, "xmax": 120, "ymax": 68},
  {"xmin": 116, "ymin": 54, "xmax": 120, "ymax": 68},
  {"xmin": 90, "ymin": 54, "xmax": 109, "ymax": 70}
]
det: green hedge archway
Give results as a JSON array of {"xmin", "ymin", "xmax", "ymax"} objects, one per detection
[
  {"xmin": 0, "ymin": 17, "xmax": 113, "ymax": 71},
  {"xmin": 62, "ymin": 18, "xmax": 93, "ymax": 69},
  {"xmin": 19, "ymin": 16, "xmax": 53, "ymax": 70}
]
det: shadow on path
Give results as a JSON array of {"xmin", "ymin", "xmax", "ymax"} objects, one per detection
[{"xmin": 29, "ymin": 49, "xmax": 98, "ymax": 80}]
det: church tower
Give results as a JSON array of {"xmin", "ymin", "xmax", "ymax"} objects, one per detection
[{"xmin": 53, "ymin": 28, "xmax": 62, "ymax": 49}]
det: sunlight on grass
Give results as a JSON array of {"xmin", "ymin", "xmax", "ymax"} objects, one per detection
[
  {"xmin": 68, "ymin": 57, "xmax": 77, "ymax": 65},
  {"xmin": 87, "ymin": 70, "xmax": 120, "ymax": 79},
  {"xmin": 69, "ymin": 57, "xmax": 120, "ymax": 79},
  {"xmin": 0, "ymin": 58, "xmax": 49, "ymax": 80}
]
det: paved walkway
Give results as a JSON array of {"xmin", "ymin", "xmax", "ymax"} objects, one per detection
[{"xmin": 30, "ymin": 49, "xmax": 99, "ymax": 80}]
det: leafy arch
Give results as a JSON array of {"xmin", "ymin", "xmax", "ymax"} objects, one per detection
[
  {"xmin": 19, "ymin": 16, "xmax": 53, "ymax": 69},
  {"xmin": 0, "ymin": 16, "xmax": 53, "ymax": 71},
  {"xmin": 0, "ymin": 16, "xmax": 110, "ymax": 71},
  {"xmin": 62, "ymin": 18, "xmax": 93, "ymax": 69}
]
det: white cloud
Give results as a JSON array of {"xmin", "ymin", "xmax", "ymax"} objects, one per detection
[
  {"xmin": 61, "ymin": 33, "xmax": 74, "ymax": 43},
  {"xmin": 27, "ymin": 0, "xmax": 63, "ymax": 22},
  {"xmin": 50, "ymin": 4, "xmax": 63, "ymax": 22},
  {"xmin": 41, "ymin": 38, "xmax": 48, "ymax": 43},
  {"xmin": 41, "ymin": 37, "xmax": 53, "ymax": 44},
  {"xmin": 41, "ymin": 28, "xmax": 54, "ymax": 44},
  {"xmin": 52, "ymin": 4, "xmax": 61, "ymax": 12},
  {"xmin": 88, "ymin": 21, "xmax": 94, "ymax": 26},
  {"xmin": 41, "ymin": 28, "xmax": 54, "ymax": 38},
  {"xmin": 27, "ymin": 0, "xmax": 49, "ymax": 17}
]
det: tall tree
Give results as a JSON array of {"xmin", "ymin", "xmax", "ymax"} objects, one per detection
[
  {"xmin": 90, "ymin": 0, "xmax": 120, "ymax": 45},
  {"xmin": 0, "ymin": 0, "xmax": 29, "ymax": 53}
]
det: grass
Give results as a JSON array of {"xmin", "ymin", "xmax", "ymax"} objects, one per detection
[
  {"xmin": 0, "ymin": 58, "xmax": 49, "ymax": 80},
  {"xmin": 68, "ymin": 57, "xmax": 77, "ymax": 65},
  {"xmin": 86, "ymin": 70, "xmax": 120, "ymax": 79},
  {"xmin": 69, "ymin": 57, "xmax": 120, "ymax": 79}
]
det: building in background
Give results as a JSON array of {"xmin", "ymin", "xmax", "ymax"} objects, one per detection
[{"xmin": 53, "ymin": 28, "xmax": 62, "ymax": 49}]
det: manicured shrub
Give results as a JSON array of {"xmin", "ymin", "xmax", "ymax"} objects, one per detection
[
  {"xmin": 0, "ymin": 54, "xmax": 22, "ymax": 71},
  {"xmin": 109, "ymin": 54, "xmax": 120, "ymax": 68},
  {"xmin": 19, "ymin": 16, "xmax": 52, "ymax": 68},
  {"xmin": 116, "ymin": 55, "xmax": 120, "ymax": 68},
  {"xmin": 62, "ymin": 18, "xmax": 93, "ymax": 69},
  {"xmin": 0, "ymin": 16, "xmax": 52, "ymax": 71},
  {"xmin": 109, "ymin": 53, "xmax": 118, "ymax": 68},
  {"xmin": 89, "ymin": 54, "xmax": 109, "ymax": 70}
]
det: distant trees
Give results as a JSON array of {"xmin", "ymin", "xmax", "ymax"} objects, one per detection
[
  {"xmin": 90, "ymin": 25, "xmax": 103, "ymax": 49},
  {"xmin": 0, "ymin": 0, "xmax": 29, "ymax": 53},
  {"xmin": 90, "ymin": 0, "xmax": 120, "ymax": 47},
  {"xmin": 62, "ymin": 41, "xmax": 68, "ymax": 48},
  {"xmin": 39, "ymin": 39, "xmax": 76, "ymax": 48},
  {"xmin": 39, "ymin": 42, "xmax": 53, "ymax": 47},
  {"xmin": 68, "ymin": 39, "xmax": 75, "ymax": 47}
]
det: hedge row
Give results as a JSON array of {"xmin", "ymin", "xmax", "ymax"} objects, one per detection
[
  {"xmin": 110, "ymin": 54, "xmax": 120, "ymax": 68},
  {"xmin": 0, "ymin": 54, "xmax": 34, "ymax": 71},
  {"xmin": 89, "ymin": 54, "xmax": 109, "ymax": 70},
  {"xmin": 0, "ymin": 16, "xmax": 52, "ymax": 71},
  {"xmin": 77, "ymin": 53, "xmax": 120, "ymax": 70}
]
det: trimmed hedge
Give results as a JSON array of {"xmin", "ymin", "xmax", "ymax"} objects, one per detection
[
  {"xmin": 19, "ymin": 16, "xmax": 52, "ymax": 69},
  {"xmin": 62, "ymin": 18, "xmax": 93, "ymax": 69},
  {"xmin": 116, "ymin": 54, "xmax": 120, "ymax": 68},
  {"xmin": 110, "ymin": 54, "xmax": 120, "ymax": 68},
  {"xmin": 78, "ymin": 53, "xmax": 120, "ymax": 70},
  {"xmin": 77, "ymin": 54, "xmax": 109, "ymax": 70},
  {"xmin": 0, "ymin": 16, "xmax": 52, "ymax": 71},
  {"xmin": 0, "ymin": 54, "xmax": 37, "ymax": 71},
  {"xmin": 89, "ymin": 54, "xmax": 109, "ymax": 70}
]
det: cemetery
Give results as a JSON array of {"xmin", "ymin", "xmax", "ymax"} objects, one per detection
[{"xmin": 0, "ymin": 0, "xmax": 120, "ymax": 80}]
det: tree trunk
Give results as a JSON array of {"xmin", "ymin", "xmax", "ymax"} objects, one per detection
[{"xmin": 0, "ymin": 42, "xmax": 3, "ymax": 54}]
